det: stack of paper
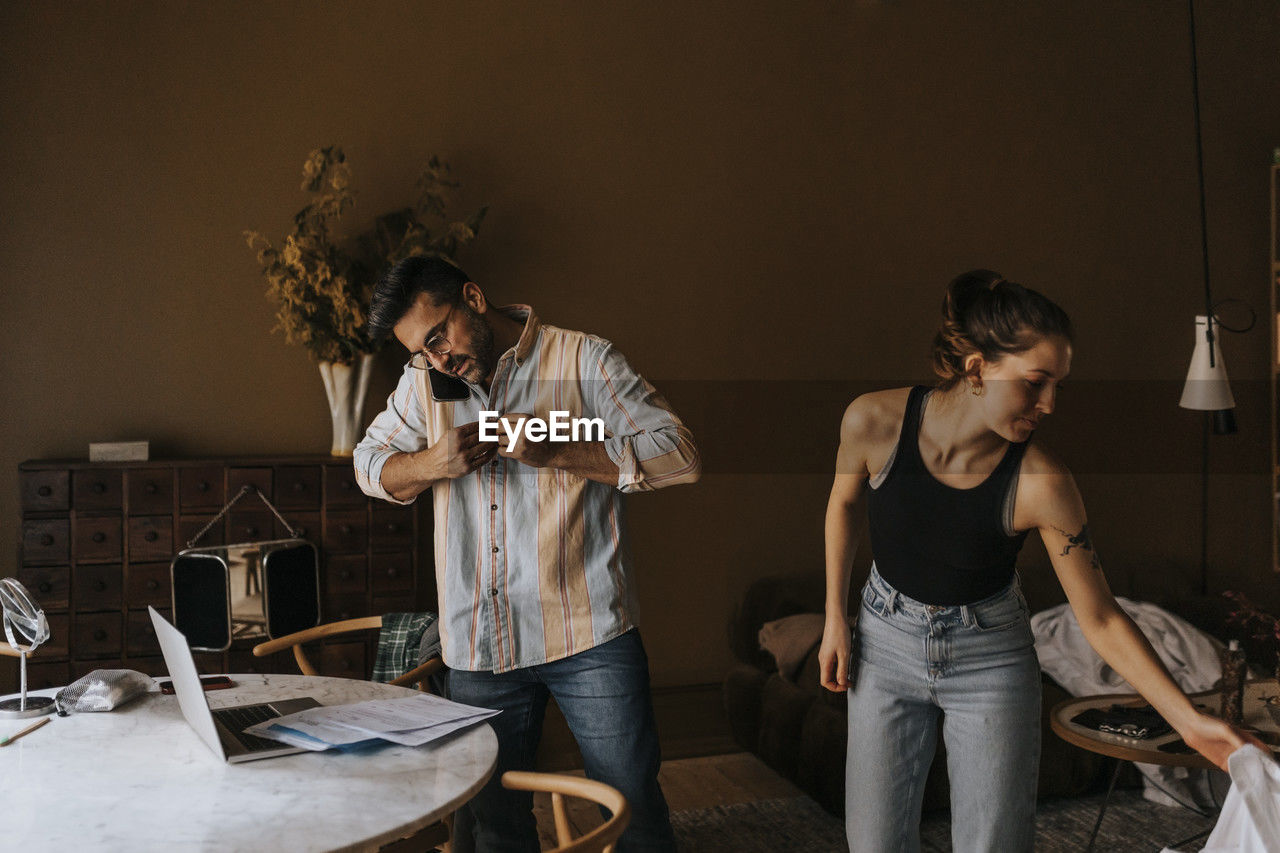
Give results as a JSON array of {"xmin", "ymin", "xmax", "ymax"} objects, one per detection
[{"xmin": 244, "ymin": 693, "xmax": 499, "ymax": 751}]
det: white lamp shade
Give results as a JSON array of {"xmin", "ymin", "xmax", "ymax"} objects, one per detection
[{"xmin": 1179, "ymin": 315, "xmax": 1235, "ymax": 411}]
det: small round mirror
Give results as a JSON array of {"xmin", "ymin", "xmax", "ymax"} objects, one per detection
[{"xmin": 0, "ymin": 578, "xmax": 56, "ymax": 718}]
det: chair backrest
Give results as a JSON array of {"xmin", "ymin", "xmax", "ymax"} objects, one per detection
[
  {"xmin": 501, "ymin": 771, "xmax": 631, "ymax": 853},
  {"xmin": 251, "ymin": 615, "xmax": 443, "ymax": 691}
]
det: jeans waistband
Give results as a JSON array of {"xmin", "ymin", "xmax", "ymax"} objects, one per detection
[{"xmin": 866, "ymin": 563, "xmax": 1025, "ymax": 627}]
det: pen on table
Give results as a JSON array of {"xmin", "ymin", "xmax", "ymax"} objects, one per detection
[{"xmin": 0, "ymin": 716, "xmax": 51, "ymax": 746}]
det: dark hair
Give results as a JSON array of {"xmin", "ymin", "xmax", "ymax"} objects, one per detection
[
  {"xmin": 366, "ymin": 255, "xmax": 471, "ymax": 345},
  {"xmin": 931, "ymin": 269, "xmax": 1074, "ymax": 390}
]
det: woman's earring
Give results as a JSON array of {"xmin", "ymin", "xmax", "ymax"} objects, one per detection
[{"xmin": 970, "ymin": 382, "xmax": 984, "ymax": 397}]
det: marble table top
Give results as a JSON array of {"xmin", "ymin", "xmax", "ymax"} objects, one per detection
[{"xmin": 0, "ymin": 673, "xmax": 498, "ymax": 852}]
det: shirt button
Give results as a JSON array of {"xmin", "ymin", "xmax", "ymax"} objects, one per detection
[
  {"xmin": 492, "ymin": 546, "xmax": 499, "ymax": 553},
  {"xmin": 490, "ymin": 504, "xmax": 498, "ymax": 511},
  {"xmin": 489, "ymin": 588, "xmax": 499, "ymax": 596},
  {"xmin": 491, "ymin": 461, "xmax": 499, "ymax": 468}
]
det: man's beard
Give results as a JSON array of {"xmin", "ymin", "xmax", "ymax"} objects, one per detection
[{"xmin": 450, "ymin": 305, "xmax": 496, "ymax": 384}]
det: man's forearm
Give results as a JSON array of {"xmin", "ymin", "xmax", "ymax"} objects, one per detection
[
  {"xmin": 379, "ymin": 450, "xmax": 440, "ymax": 502},
  {"xmin": 542, "ymin": 440, "xmax": 620, "ymax": 486}
]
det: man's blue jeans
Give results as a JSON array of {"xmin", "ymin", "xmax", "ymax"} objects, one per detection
[{"xmin": 448, "ymin": 629, "xmax": 677, "ymax": 853}]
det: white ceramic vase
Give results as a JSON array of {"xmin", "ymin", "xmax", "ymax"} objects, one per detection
[{"xmin": 319, "ymin": 355, "xmax": 374, "ymax": 456}]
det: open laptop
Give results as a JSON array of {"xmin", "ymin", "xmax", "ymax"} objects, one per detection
[{"xmin": 149, "ymin": 606, "xmax": 321, "ymax": 763}]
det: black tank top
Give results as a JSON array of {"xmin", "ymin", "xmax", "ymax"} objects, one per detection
[{"xmin": 866, "ymin": 385, "xmax": 1031, "ymax": 605}]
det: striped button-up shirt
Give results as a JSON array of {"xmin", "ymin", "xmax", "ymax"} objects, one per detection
[{"xmin": 354, "ymin": 306, "xmax": 700, "ymax": 672}]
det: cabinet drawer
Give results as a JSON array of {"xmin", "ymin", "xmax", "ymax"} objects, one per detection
[
  {"xmin": 72, "ymin": 658, "xmax": 125, "ymax": 680},
  {"xmin": 319, "ymin": 640, "xmax": 366, "ymax": 679},
  {"xmin": 24, "ymin": 661, "xmax": 72, "ymax": 692},
  {"xmin": 275, "ymin": 466, "xmax": 321, "ymax": 510},
  {"xmin": 73, "ymin": 469, "xmax": 123, "ymax": 511},
  {"xmin": 179, "ymin": 515, "xmax": 224, "ymax": 549},
  {"xmin": 126, "ymin": 655, "xmax": 166, "ymax": 678},
  {"xmin": 371, "ymin": 553, "xmax": 413, "ymax": 595},
  {"xmin": 17, "ymin": 565, "xmax": 70, "ymax": 610},
  {"xmin": 21, "ymin": 469, "xmax": 69, "ymax": 512},
  {"xmin": 74, "ymin": 516, "xmax": 122, "ymax": 563},
  {"xmin": 324, "ymin": 464, "xmax": 366, "ymax": 507},
  {"xmin": 325, "ymin": 555, "xmax": 367, "ymax": 594},
  {"xmin": 74, "ymin": 564, "xmax": 123, "ymax": 611},
  {"xmin": 42, "ymin": 613, "xmax": 70, "ymax": 659},
  {"xmin": 276, "ymin": 511, "xmax": 320, "ymax": 542},
  {"xmin": 72, "ymin": 612, "xmax": 123, "ymax": 658},
  {"xmin": 126, "ymin": 608, "xmax": 164, "ymax": 656},
  {"xmin": 371, "ymin": 506, "xmax": 414, "ymax": 551},
  {"xmin": 128, "ymin": 562, "xmax": 171, "ymax": 608},
  {"xmin": 22, "ymin": 518, "xmax": 69, "ymax": 565},
  {"xmin": 323, "ymin": 593, "xmax": 370, "ymax": 623},
  {"xmin": 127, "ymin": 468, "xmax": 173, "ymax": 515},
  {"xmin": 128, "ymin": 516, "xmax": 173, "ymax": 561},
  {"xmin": 228, "ymin": 467, "xmax": 273, "ymax": 500},
  {"xmin": 324, "ymin": 511, "xmax": 368, "ymax": 553},
  {"xmin": 226, "ymin": 511, "xmax": 273, "ymax": 543},
  {"xmin": 179, "ymin": 465, "xmax": 225, "ymax": 509}
]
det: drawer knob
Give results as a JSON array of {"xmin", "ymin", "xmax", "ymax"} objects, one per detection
[
  {"xmin": 94, "ymin": 580, "xmax": 107, "ymax": 592},
  {"xmin": 40, "ymin": 534, "xmax": 54, "ymax": 547},
  {"xmin": 340, "ymin": 525, "xmax": 352, "ymax": 535},
  {"xmin": 386, "ymin": 523, "xmax": 401, "ymax": 533},
  {"xmin": 297, "ymin": 527, "xmax": 309, "ymax": 537},
  {"xmin": 92, "ymin": 532, "xmax": 106, "ymax": 543},
  {"xmin": 292, "ymin": 482, "xmax": 305, "ymax": 492},
  {"xmin": 339, "ymin": 570, "xmax": 352, "ymax": 580},
  {"xmin": 245, "ymin": 526, "xmax": 259, "ymax": 537},
  {"xmin": 144, "ymin": 531, "xmax": 158, "ymax": 542},
  {"xmin": 343, "ymin": 481, "xmax": 354, "ymax": 490},
  {"xmin": 93, "ymin": 629, "xmax": 107, "ymax": 641},
  {"xmin": 38, "ymin": 582, "xmax": 51, "ymax": 594},
  {"xmin": 197, "ymin": 481, "xmax": 210, "ymax": 492},
  {"xmin": 37, "ymin": 485, "xmax": 52, "ymax": 497},
  {"xmin": 386, "ymin": 567, "xmax": 399, "ymax": 578},
  {"xmin": 146, "ymin": 580, "xmax": 159, "ymax": 590},
  {"xmin": 146, "ymin": 483, "xmax": 158, "ymax": 494},
  {"xmin": 91, "ymin": 482, "xmax": 106, "ymax": 494}
]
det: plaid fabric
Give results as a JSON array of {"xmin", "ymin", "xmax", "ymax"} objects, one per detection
[{"xmin": 371, "ymin": 612, "xmax": 440, "ymax": 683}]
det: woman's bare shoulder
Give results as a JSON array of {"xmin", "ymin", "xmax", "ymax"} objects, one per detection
[{"xmin": 840, "ymin": 387, "xmax": 914, "ymax": 443}]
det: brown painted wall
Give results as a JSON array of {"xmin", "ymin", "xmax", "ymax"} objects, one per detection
[{"xmin": 2, "ymin": 1, "xmax": 1278, "ymax": 687}]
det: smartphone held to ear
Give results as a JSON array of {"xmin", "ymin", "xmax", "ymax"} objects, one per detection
[{"xmin": 429, "ymin": 367, "xmax": 469, "ymax": 402}]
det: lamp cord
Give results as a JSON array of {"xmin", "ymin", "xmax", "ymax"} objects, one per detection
[{"xmin": 1188, "ymin": 0, "xmax": 1215, "ymax": 367}]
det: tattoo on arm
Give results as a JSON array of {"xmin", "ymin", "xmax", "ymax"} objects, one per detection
[{"xmin": 1052, "ymin": 523, "xmax": 1102, "ymax": 571}]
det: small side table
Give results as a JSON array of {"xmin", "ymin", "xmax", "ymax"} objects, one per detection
[{"xmin": 1049, "ymin": 680, "xmax": 1280, "ymax": 851}]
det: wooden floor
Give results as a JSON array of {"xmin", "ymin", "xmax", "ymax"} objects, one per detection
[{"xmin": 530, "ymin": 752, "xmax": 800, "ymax": 847}]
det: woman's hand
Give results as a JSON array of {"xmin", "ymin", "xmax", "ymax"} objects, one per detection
[
  {"xmin": 818, "ymin": 616, "xmax": 852, "ymax": 692},
  {"xmin": 1180, "ymin": 711, "xmax": 1271, "ymax": 772}
]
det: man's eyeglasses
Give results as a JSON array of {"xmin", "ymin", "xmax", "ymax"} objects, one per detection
[{"xmin": 407, "ymin": 304, "xmax": 455, "ymax": 370}]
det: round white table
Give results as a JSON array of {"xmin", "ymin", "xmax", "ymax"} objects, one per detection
[{"xmin": 0, "ymin": 674, "xmax": 498, "ymax": 852}]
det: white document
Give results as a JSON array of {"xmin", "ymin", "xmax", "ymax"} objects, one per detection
[{"xmin": 245, "ymin": 693, "xmax": 498, "ymax": 749}]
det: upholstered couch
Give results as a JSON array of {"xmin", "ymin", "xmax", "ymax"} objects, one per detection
[{"xmin": 722, "ymin": 573, "xmax": 1110, "ymax": 817}]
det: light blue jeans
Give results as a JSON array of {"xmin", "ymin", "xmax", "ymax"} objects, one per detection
[{"xmin": 845, "ymin": 566, "xmax": 1041, "ymax": 853}]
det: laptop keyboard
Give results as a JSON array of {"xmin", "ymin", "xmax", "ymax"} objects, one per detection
[{"xmin": 212, "ymin": 703, "xmax": 287, "ymax": 752}]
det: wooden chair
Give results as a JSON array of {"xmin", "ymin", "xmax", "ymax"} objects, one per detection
[
  {"xmin": 502, "ymin": 771, "xmax": 631, "ymax": 853},
  {"xmin": 251, "ymin": 615, "xmax": 444, "ymax": 692}
]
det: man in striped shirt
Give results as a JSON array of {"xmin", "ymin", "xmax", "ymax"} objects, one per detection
[{"xmin": 354, "ymin": 255, "xmax": 700, "ymax": 852}]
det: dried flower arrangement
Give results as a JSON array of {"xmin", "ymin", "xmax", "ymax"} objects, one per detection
[
  {"xmin": 244, "ymin": 147, "xmax": 487, "ymax": 365},
  {"xmin": 1223, "ymin": 590, "xmax": 1280, "ymax": 677}
]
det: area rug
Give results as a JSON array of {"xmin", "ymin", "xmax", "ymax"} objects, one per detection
[{"xmin": 669, "ymin": 790, "xmax": 1217, "ymax": 852}]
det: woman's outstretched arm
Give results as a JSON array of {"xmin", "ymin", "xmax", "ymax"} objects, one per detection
[{"xmin": 1022, "ymin": 446, "xmax": 1266, "ymax": 771}]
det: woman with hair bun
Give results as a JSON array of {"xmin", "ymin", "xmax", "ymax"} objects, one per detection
[{"xmin": 818, "ymin": 270, "xmax": 1261, "ymax": 851}]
